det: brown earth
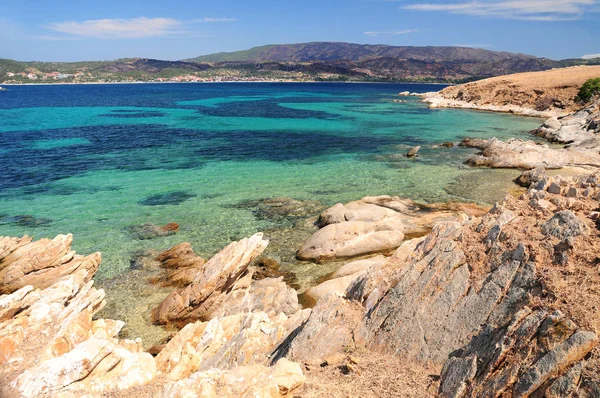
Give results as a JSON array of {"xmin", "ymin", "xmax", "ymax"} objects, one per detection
[{"xmin": 438, "ymin": 66, "xmax": 600, "ymax": 113}]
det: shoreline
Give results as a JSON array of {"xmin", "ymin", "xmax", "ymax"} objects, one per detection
[{"xmin": 0, "ymin": 80, "xmax": 453, "ymax": 87}]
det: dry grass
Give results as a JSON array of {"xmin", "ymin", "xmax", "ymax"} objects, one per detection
[
  {"xmin": 296, "ymin": 349, "xmax": 437, "ymax": 398},
  {"xmin": 457, "ymin": 188, "xmax": 600, "ymax": 383},
  {"xmin": 440, "ymin": 65, "xmax": 600, "ymax": 112}
]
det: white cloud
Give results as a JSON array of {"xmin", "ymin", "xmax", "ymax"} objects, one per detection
[
  {"xmin": 364, "ymin": 29, "xmax": 421, "ymax": 36},
  {"xmin": 45, "ymin": 16, "xmax": 236, "ymax": 39},
  {"xmin": 403, "ymin": 0, "xmax": 598, "ymax": 21},
  {"xmin": 582, "ymin": 53, "xmax": 600, "ymax": 59},
  {"xmin": 200, "ymin": 17, "xmax": 237, "ymax": 23}
]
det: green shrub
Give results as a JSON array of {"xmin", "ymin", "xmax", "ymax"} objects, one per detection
[{"xmin": 576, "ymin": 77, "xmax": 600, "ymax": 103}]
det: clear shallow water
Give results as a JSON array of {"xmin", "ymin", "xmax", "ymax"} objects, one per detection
[{"xmin": 0, "ymin": 83, "xmax": 542, "ymax": 283}]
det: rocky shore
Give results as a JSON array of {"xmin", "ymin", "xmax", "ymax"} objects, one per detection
[
  {"xmin": 419, "ymin": 66, "xmax": 600, "ymax": 117},
  {"xmin": 3, "ymin": 71, "xmax": 600, "ymax": 396}
]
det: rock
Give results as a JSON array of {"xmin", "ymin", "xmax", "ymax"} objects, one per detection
[
  {"xmin": 300, "ymin": 196, "xmax": 484, "ymax": 262},
  {"xmin": 462, "ymin": 137, "xmax": 600, "ymax": 169},
  {"xmin": 406, "ymin": 145, "xmax": 421, "ymax": 158},
  {"xmin": 151, "ymin": 233, "xmax": 269, "ymax": 325},
  {"xmin": 0, "ymin": 234, "xmax": 100, "ymax": 295},
  {"xmin": 303, "ymin": 271, "xmax": 367, "ymax": 306},
  {"xmin": 514, "ymin": 167, "xmax": 547, "ymax": 187},
  {"xmin": 154, "ymin": 242, "xmax": 206, "ymax": 287},
  {"xmin": 441, "ymin": 142, "xmax": 454, "ymax": 148},
  {"xmin": 272, "ymin": 294, "xmax": 364, "ymax": 365},
  {"xmin": 548, "ymin": 182, "xmax": 562, "ymax": 194},
  {"xmin": 126, "ymin": 222, "xmax": 179, "ymax": 240},
  {"xmin": 398, "ymin": 91, "xmax": 410, "ymax": 96},
  {"xmin": 439, "ymin": 309, "xmax": 597, "ymax": 397},
  {"xmin": 155, "ymin": 311, "xmax": 302, "ymax": 380},
  {"xmin": 162, "ymin": 358, "xmax": 305, "ymax": 398},
  {"xmin": 354, "ymin": 221, "xmax": 538, "ymax": 364},
  {"xmin": 331, "ymin": 255, "xmax": 387, "ymax": 278},
  {"xmin": 296, "ymin": 219, "xmax": 405, "ymax": 261},
  {"xmin": 226, "ymin": 197, "xmax": 322, "ymax": 223},
  {"xmin": 541, "ymin": 210, "xmax": 589, "ymax": 240}
]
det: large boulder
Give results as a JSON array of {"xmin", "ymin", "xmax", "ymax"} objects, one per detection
[
  {"xmin": 299, "ymin": 196, "xmax": 484, "ymax": 262},
  {"xmin": 151, "ymin": 233, "xmax": 270, "ymax": 325}
]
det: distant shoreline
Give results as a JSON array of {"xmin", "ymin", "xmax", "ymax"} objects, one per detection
[{"xmin": 0, "ymin": 80, "xmax": 452, "ymax": 87}]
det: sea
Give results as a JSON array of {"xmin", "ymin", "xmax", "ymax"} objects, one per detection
[{"xmin": 0, "ymin": 82, "xmax": 542, "ymax": 343}]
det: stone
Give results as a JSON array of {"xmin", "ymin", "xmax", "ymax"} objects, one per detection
[
  {"xmin": 152, "ymin": 233, "xmax": 269, "ymax": 325},
  {"xmin": 162, "ymin": 358, "xmax": 305, "ymax": 398},
  {"xmin": 126, "ymin": 222, "xmax": 179, "ymax": 240},
  {"xmin": 406, "ymin": 145, "xmax": 421, "ymax": 158},
  {"xmin": 0, "ymin": 234, "xmax": 101, "ymax": 295},
  {"xmin": 441, "ymin": 142, "xmax": 455, "ymax": 148},
  {"xmin": 541, "ymin": 210, "xmax": 589, "ymax": 240},
  {"xmin": 303, "ymin": 271, "xmax": 367, "ymax": 306},
  {"xmin": 154, "ymin": 242, "xmax": 206, "ymax": 287},
  {"xmin": 514, "ymin": 167, "xmax": 547, "ymax": 187},
  {"xmin": 461, "ymin": 137, "xmax": 600, "ymax": 169},
  {"xmin": 548, "ymin": 182, "xmax": 562, "ymax": 194},
  {"xmin": 331, "ymin": 255, "xmax": 387, "ymax": 278},
  {"xmin": 296, "ymin": 219, "xmax": 405, "ymax": 261}
]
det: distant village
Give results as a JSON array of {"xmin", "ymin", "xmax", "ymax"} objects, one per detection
[{"xmin": 1, "ymin": 67, "xmax": 347, "ymax": 84}]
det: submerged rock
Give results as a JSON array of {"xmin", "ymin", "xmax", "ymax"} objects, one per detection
[
  {"xmin": 139, "ymin": 191, "xmax": 197, "ymax": 206},
  {"xmin": 126, "ymin": 222, "xmax": 179, "ymax": 240},
  {"xmin": 406, "ymin": 145, "xmax": 421, "ymax": 158}
]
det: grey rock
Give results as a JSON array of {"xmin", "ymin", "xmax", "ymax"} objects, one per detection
[
  {"xmin": 548, "ymin": 182, "xmax": 562, "ymax": 194},
  {"xmin": 541, "ymin": 210, "xmax": 589, "ymax": 240},
  {"xmin": 439, "ymin": 356, "xmax": 477, "ymax": 398},
  {"xmin": 406, "ymin": 145, "xmax": 421, "ymax": 158}
]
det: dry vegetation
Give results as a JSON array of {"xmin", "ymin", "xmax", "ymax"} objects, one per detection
[
  {"xmin": 440, "ymin": 65, "xmax": 600, "ymax": 112},
  {"xmin": 297, "ymin": 350, "xmax": 437, "ymax": 397}
]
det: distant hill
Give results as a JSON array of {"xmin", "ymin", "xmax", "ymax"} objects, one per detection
[
  {"xmin": 186, "ymin": 42, "xmax": 540, "ymax": 63},
  {"xmin": 2, "ymin": 42, "xmax": 600, "ymax": 84}
]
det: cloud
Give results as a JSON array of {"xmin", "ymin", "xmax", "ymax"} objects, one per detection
[
  {"xmin": 200, "ymin": 17, "xmax": 237, "ymax": 22},
  {"xmin": 582, "ymin": 53, "xmax": 600, "ymax": 59},
  {"xmin": 44, "ymin": 16, "xmax": 236, "ymax": 39},
  {"xmin": 364, "ymin": 29, "xmax": 421, "ymax": 36},
  {"xmin": 403, "ymin": 0, "xmax": 598, "ymax": 21}
]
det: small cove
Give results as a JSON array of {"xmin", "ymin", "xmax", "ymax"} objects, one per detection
[{"xmin": 0, "ymin": 82, "xmax": 543, "ymax": 345}]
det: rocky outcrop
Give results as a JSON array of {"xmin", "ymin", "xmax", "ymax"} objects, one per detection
[
  {"xmin": 461, "ymin": 137, "xmax": 600, "ymax": 169},
  {"xmin": 153, "ymin": 242, "xmax": 207, "ymax": 286},
  {"xmin": 0, "ymin": 234, "xmax": 100, "ymax": 294},
  {"xmin": 0, "ymin": 234, "xmax": 307, "ymax": 398},
  {"xmin": 297, "ymin": 196, "xmax": 486, "ymax": 261},
  {"xmin": 535, "ymin": 98, "xmax": 600, "ymax": 145},
  {"xmin": 421, "ymin": 66, "xmax": 600, "ymax": 116},
  {"xmin": 151, "ymin": 233, "xmax": 270, "ymax": 325},
  {"xmin": 439, "ymin": 309, "xmax": 597, "ymax": 398}
]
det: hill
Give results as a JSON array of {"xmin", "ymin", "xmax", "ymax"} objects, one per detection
[
  {"xmin": 186, "ymin": 42, "xmax": 539, "ymax": 63},
  {"xmin": 2, "ymin": 42, "xmax": 600, "ymax": 84}
]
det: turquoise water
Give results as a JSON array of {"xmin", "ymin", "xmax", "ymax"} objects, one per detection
[{"xmin": 0, "ymin": 83, "xmax": 542, "ymax": 282}]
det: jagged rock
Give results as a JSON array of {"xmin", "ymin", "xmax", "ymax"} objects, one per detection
[
  {"xmin": 0, "ymin": 234, "xmax": 101, "ymax": 294},
  {"xmin": 354, "ymin": 221, "xmax": 539, "ymax": 364},
  {"xmin": 126, "ymin": 222, "xmax": 179, "ymax": 240},
  {"xmin": 155, "ymin": 311, "xmax": 306, "ymax": 380},
  {"xmin": 151, "ymin": 233, "xmax": 269, "ymax": 325},
  {"xmin": 541, "ymin": 210, "xmax": 589, "ymax": 240},
  {"xmin": 514, "ymin": 167, "xmax": 547, "ymax": 187},
  {"xmin": 273, "ymin": 294, "xmax": 364, "ymax": 364},
  {"xmin": 406, "ymin": 145, "xmax": 421, "ymax": 158},
  {"xmin": 439, "ymin": 309, "xmax": 597, "ymax": 397},
  {"xmin": 462, "ymin": 137, "xmax": 600, "ymax": 169},
  {"xmin": 154, "ymin": 242, "xmax": 207, "ymax": 287},
  {"xmin": 162, "ymin": 358, "xmax": 305, "ymax": 398}
]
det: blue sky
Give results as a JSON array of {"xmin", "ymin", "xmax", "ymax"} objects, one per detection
[{"xmin": 1, "ymin": 0, "xmax": 599, "ymax": 62}]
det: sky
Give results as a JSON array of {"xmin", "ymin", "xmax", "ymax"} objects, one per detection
[{"xmin": 0, "ymin": 0, "xmax": 599, "ymax": 62}]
